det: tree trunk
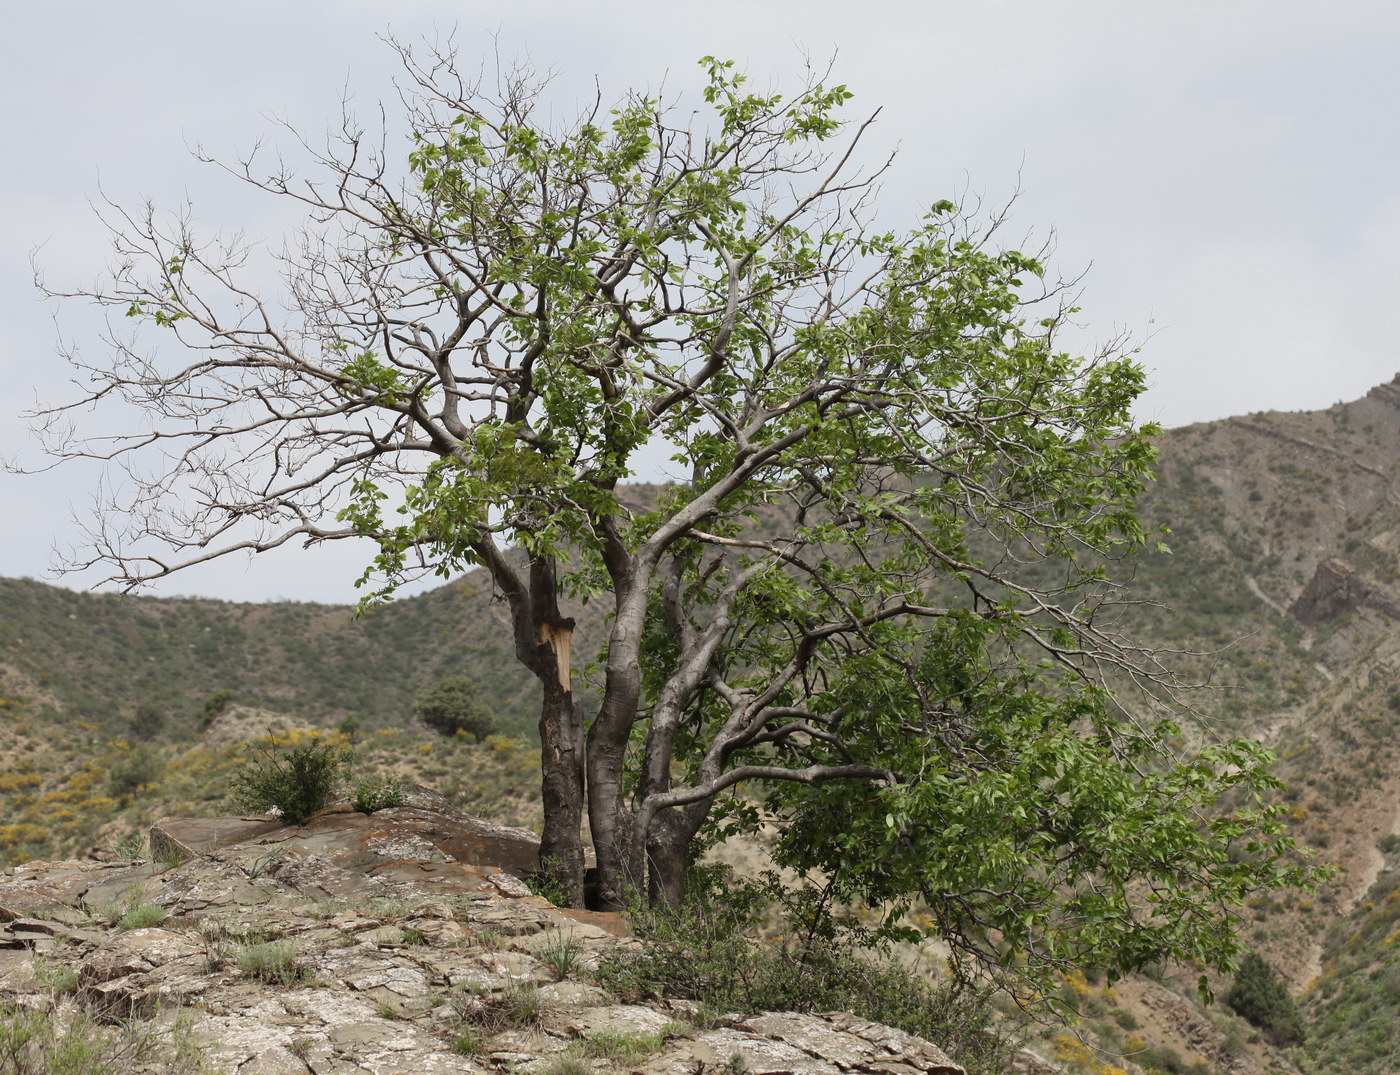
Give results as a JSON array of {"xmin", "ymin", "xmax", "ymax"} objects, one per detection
[
  {"xmin": 528, "ymin": 555, "xmax": 586, "ymax": 907},
  {"xmin": 586, "ymin": 730, "xmax": 636, "ymax": 910},
  {"xmin": 586, "ymin": 579, "xmax": 649, "ymax": 910},
  {"xmin": 639, "ymin": 797, "xmax": 715, "ymax": 909},
  {"xmin": 537, "ymin": 676, "xmax": 585, "ymax": 906},
  {"xmin": 645, "ymin": 810, "xmax": 689, "ymax": 908}
]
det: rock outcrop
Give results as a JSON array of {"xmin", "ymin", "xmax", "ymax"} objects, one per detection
[
  {"xmin": 1288, "ymin": 558, "xmax": 1400, "ymax": 626},
  {"xmin": 0, "ymin": 793, "xmax": 966, "ymax": 1074}
]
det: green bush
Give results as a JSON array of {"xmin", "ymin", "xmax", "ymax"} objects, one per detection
[
  {"xmin": 598, "ymin": 870, "xmax": 1013, "ymax": 1075},
  {"xmin": 200, "ymin": 690, "xmax": 234, "ymax": 729},
  {"xmin": 414, "ymin": 677, "xmax": 498, "ymax": 741},
  {"xmin": 235, "ymin": 941, "xmax": 305, "ymax": 985},
  {"xmin": 229, "ymin": 739, "xmax": 347, "ymax": 825},
  {"xmin": 352, "ymin": 776, "xmax": 405, "ymax": 815},
  {"xmin": 128, "ymin": 704, "xmax": 166, "ymax": 741},
  {"xmin": 116, "ymin": 904, "xmax": 166, "ymax": 932},
  {"xmin": 1226, "ymin": 952, "xmax": 1306, "ymax": 1045},
  {"xmin": 106, "ymin": 745, "xmax": 163, "ymax": 800}
]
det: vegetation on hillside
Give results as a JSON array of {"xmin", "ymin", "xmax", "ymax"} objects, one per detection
[
  {"xmin": 0, "ymin": 685, "xmax": 541, "ymax": 865},
  {"xmin": 1301, "ymin": 833, "xmax": 1400, "ymax": 1072},
  {"xmin": 0, "ymin": 574, "xmax": 541, "ymax": 741}
]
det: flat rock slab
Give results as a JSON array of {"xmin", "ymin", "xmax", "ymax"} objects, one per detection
[
  {"xmin": 149, "ymin": 816, "xmax": 284, "ymax": 863},
  {"xmin": 151, "ymin": 785, "xmax": 543, "ymax": 882}
]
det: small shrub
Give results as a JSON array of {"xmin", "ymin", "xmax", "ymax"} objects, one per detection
[
  {"xmin": 235, "ymin": 941, "xmax": 304, "ymax": 985},
  {"xmin": 0, "ymin": 1000, "xmax": 207, "ymax": 1074},
  {"xmin": 501, "ymin": 983, "xmax": 544, "ymax": 1027},
  {"xmin": 106, "ymin": 832, "xmax": 145, "ymax": 861},
  {"xmin": 450, "ymin": 1028, "xmax": 484, "ymax": 1056},
  {"xmin": 580, "ymin": 1027, "xmax": 667, "ymax": 1062},
  {"xmin": 352, "ymin": 777, "xmax": 405, "ymax": 815},
  {"xmin": 364, "ymin": 898, "xmax": 412, "ymax": 923},
  {"xmin": 33, "ymin": 961, "xmax": 78, "ymax": 997},
  {"xmin": 155, "ymin": 843, "xmax": 189, "ymax": 872},
  {"xmin": 200, "ymin": 922, "xmax": 232, "ymax": 972},
  {"xmin": 90, "ymin": 895, "xmax": 132, "ymax": 929},
  {"xmin": 242, "ymin": 847, "xmax": 287, "ymax": 879},
  {"xmin": 525, "ymin": 857, "xmax": 575, "ymax": 907},
  {"xmin": 533, "ymin": 931, "xmax": 584, "ymax": 979},
  {"xmin": 116, "ymin": 904, "xmax": 166, "ymax": 932},
  {"xmin": 454, "ymin": 982, "xmax": 545, "ymax": 1033},
  {"xmin": 229, "ymin": 739, "xmax": 347, "ymax": 825}
]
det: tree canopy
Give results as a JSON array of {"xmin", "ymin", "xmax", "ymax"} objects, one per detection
[
  {"xmin": 414, "ymin": 675, "xmax": 498, "ymax": 741},
  {"xmin": 25, "ymin": 43, "xmax": 1324, "ymax": 996}
]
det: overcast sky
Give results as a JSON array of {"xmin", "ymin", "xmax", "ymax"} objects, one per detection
[{"xmin": 4, "ymin": 1, "xmax": 1398, "ymax": 603}]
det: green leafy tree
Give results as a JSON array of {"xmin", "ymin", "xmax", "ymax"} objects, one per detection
[
  {"xmin": 414, "ymin": 676, "xmax": 497, "ymax": 740},
  {"xmin": 1226, "ymin": 951, "xmax": 1306, "ymax": 1045},
  {"xmin": 27, "ymin": 43, "xmax": 1325, "ymax": 994},
  {"xmin": 106, "ymin": 744, "xmax": 163, "ymax": 800}
]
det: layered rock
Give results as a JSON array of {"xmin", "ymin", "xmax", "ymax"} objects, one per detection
[
  {"xmin": 1288, "ymin": 559, "xmax": 1400, "ymax": 626},
  {"xmin": 0, "ymin": 795, "xmax": 966, "ymax": 1074}
]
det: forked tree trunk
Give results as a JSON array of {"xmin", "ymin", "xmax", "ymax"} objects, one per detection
[{"xmin": 641, "ymin": 799, "xmax": 714, "ymax": 909}]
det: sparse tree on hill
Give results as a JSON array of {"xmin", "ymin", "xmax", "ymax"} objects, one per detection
[
  {"xmin": 22, "ymin": 43, "xmax": 1324, "ymax": 993},
  {"xmin": 128, "ymin": 703, "xmax": 166, "ymax": 741},
  {"xmin": 1226, "ymin": 951, "xmax": 1306, "ymax": 1045},
  {"xmin": 414, "ymin": 675, "xmax": 497, "ymax": 741}
]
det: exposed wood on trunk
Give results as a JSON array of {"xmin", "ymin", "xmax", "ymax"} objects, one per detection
[{"xmin": 537, "ymin": 621, "xmax": 573, "ymax": 693}]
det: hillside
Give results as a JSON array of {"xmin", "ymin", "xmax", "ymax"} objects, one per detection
[
  {"xmin": 0, "ymin": 571, "xmax": 544, "ymax": 740},
  {"xmin": 6, "ymin": 380, "xmax": 1400, "ymax": 1071}
]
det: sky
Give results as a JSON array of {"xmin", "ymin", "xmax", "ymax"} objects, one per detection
[{"xmin": 4, "ymin": 0, "xmax": 1398, "ymax": 603}]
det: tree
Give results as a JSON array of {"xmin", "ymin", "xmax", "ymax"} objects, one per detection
[
  {"xmin": 414, "ymin": 675, "xmax": 497, "ymax": 740},
  {"xmin": 128, "ymin": 703, "xmax": 166, "ymax": 741},
  {"xmin": 24, "ymin": 43, "xmax": 1322, "ymax": 992},
  {"xmin": 1226, "ymin": 952, "xmax": 1306, "ymax": 1045}
]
